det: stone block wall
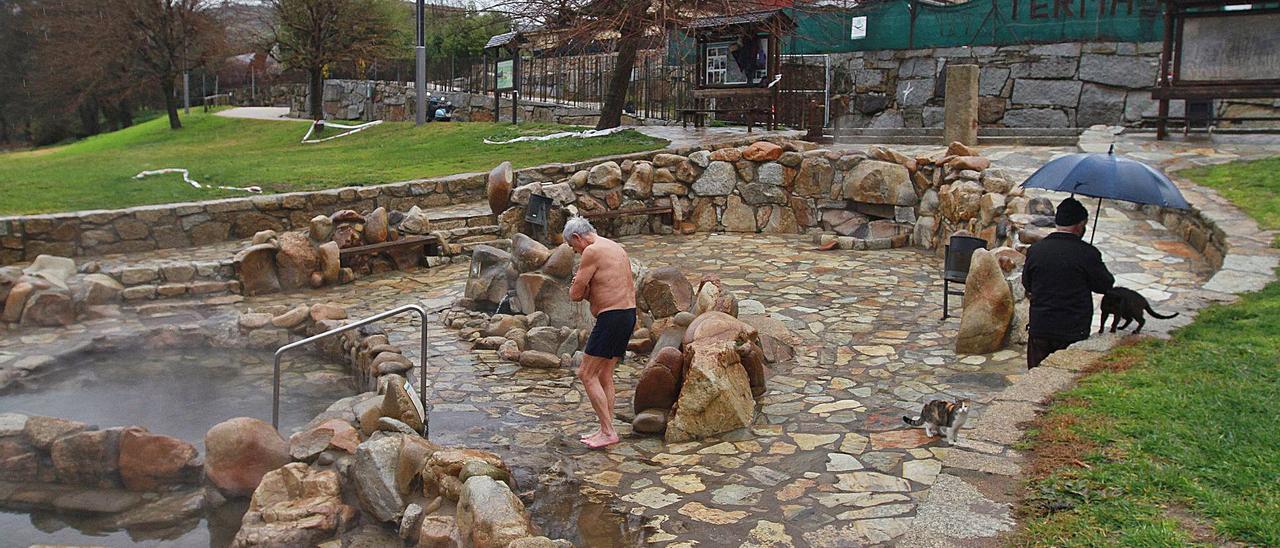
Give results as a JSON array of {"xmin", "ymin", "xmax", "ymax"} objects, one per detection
[
  {"xmin": 830, "ymin": 41, "xmax": 1177, "ymax": 128},
  {"xmin": 0, "ymin": 172, "xmax": 531, "ymax": 266},
  {"xmin": 285, "ymin": 80, "xmax": 651, "ymax": 126}
]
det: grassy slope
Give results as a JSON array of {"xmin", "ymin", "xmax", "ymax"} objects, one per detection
[
  {"xmin": 1017, "ymin": 156, "xmax": 1280, "ymax": 546},
  {"xmin": 0, "ymin": 111, "xmax": 665, "ymax": 215}
]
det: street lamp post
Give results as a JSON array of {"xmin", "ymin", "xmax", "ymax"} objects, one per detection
[{"xmin": 414, "ymin": 0, "xmax": 426, "ymax": 125}]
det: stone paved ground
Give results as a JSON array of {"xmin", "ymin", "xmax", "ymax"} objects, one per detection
[
  {"xmin": 1, "ymin": 134, "xmax": 1274, "ymax": 546},
  {"xmin": 236, "ymin": 195, "xmax": 1210, "ymax": 545}
]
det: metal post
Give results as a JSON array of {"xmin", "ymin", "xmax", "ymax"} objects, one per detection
[
  {"xmin": 414, "ymin": 0, "xmax": 426, "ymax": 125},
  {"xmin": 272, "ymin": 303, "xmax": 436, "ymax": 437},
  {"xmin": 183, "ymin": 71, "xmax": 190, "ymax": 114}
]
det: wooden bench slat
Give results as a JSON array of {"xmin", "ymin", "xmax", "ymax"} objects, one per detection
[
  {"xmin": 338, "ymin": 235, "xmax": 440, "ymax": 257},
  {"xmin": 581, "ymin": 206, "xmax": 675, "ymax": 219}
]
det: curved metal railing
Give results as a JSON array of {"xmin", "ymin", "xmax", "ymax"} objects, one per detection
[{"xmin": 272, "ymin": 303, "xmax": 434, "ymax": 436}]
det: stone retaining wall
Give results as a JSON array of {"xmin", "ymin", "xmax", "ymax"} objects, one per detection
[
  {"xmin": 0, "ymin": 157, "xmax": 658, "ymax": 266},
  {"xmin": 286, "ymin": 80, "xmax": 655, "ymax": 126},
  {"xmin": 828, "ymin": 41, "xmax": 1280, "ymax": 129}
]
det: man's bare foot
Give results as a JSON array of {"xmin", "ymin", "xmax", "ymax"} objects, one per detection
[
  {"xmin": 579, "ymin": 429, "xmax": 602, "ymax": 441},
  {"xmin": 582, "ymin": 431, "xmax": 619, "ymax": 449}
]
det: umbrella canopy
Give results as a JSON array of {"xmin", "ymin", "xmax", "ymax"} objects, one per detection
[{"xmin": 1019, "ymin": 148, "xmax": 1190, "ymax": 209}]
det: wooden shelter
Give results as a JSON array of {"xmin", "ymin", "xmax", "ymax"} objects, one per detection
[
  {"xmin": 1151, "ymin": 0, "xmax": 1280, "ymax": 139},
  {"xmin": 484, "ymin": 31, "xmax": 527, "ymax": 123},
  {"xmin": 680, "ymin": 10, "xmax": 797, "ymax": 130}
]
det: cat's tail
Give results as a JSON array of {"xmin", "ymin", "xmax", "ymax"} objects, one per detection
[
  {"xmin": 1145, "ymin": 304, "xmax": 1179, "ymax": 319},
  {"xmin": 903, "ymin": 415, "xmax": 924, "ymax": 426}
]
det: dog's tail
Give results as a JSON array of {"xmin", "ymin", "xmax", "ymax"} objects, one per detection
[
  {"xmin": 903, "ymin": 415, "xmax": 924, "ymax": 426},
  {"xmin": 1145, "ymin": 304, "xmax": 1179, "ymax": 320}
]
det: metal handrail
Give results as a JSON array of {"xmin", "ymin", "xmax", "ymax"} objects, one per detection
[{"xmin": 273, "ymin": 303, "xmax": 433, "ymax": 436}]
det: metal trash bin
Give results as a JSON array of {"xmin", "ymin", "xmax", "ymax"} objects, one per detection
[
  {"xmin": 525, "ymin": 193, "xmax": 552, "ymax": 242},
  {"xmin": 942, "ymin": 235, "xmax": 988, "ymax": 319}
]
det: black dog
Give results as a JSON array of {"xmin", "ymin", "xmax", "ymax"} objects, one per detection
[{"xmin": 1099, "ymin": 287, "xmax": 1178, "ymax": 334}]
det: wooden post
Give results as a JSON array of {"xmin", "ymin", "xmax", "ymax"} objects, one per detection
[
  {"xmin": 512, "ymin": 49, "xmax": 520, "ymax": 124},
  {"xmin": 1156, "ymin": 0, "xmax": 1175, "ymax": 140}
]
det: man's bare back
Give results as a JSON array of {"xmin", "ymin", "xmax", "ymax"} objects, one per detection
[{"xmin": 569, "ymin": 236, "xmax": 636, "ymax": 316}]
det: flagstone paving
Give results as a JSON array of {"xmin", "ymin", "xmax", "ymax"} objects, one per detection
[{"xmin": 231, "ymin": 193, "xmax": 1211, "ymax": 545}]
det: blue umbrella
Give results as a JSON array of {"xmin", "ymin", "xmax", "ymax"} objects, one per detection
[{"xmin": 1019, "ymin": 145, "xmax": 1190, "ymax": 242}]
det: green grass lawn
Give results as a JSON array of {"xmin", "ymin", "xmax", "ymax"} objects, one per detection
[
  {"xmin": 1017, "ymin": 156, "xmax": 1280, "ymax": 546},
  {"xmin": 0, "ymin": 110, "xmax": 666, "ymax": 215}
]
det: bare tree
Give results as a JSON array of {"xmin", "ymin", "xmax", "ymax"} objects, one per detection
[
  {"xmin": 114, "ymin": 0, "xmax": 226, "ymax": 129},
  {"xmin": 268, "ymin": 0, "xmax": 402, "ymax": 120},
  {"xmin": 486, "ymin": 0, "xmax": 789, "ymax": 130}
]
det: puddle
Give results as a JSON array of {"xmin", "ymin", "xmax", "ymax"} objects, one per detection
[
  {"xmin": 0, "ymin": 347, "xmax": 356, "ymax": 445},
  {"xmin": 0, "ymin": 498, "xmax": 248, "ymax": 547}
]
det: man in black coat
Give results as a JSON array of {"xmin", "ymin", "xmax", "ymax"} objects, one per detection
[{"xmin": 1022, "ymin": 197, "xmax": 1115, "ymax": 368}]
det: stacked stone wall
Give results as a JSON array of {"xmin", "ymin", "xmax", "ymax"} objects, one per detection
[
  {"xmin": 829, "ymin": 41, "xmax": 1280, "ymax": 129},
  {"xmin": 285, "ymin": 80, "xmax": 658, "ymax": 126}
]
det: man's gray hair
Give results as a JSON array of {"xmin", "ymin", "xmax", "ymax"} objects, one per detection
[{"xmin": 562, "ymin": 215, "xmax": 596, "ymax": 242}]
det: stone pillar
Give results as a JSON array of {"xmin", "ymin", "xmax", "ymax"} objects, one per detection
[{"xmin": 943, "ymin": 65, "xmax": 980, "ymax": 146}]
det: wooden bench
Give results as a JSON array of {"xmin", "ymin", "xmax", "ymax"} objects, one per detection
[
  {"xmin": 581, "ymin": 204, "xmax": 676, "ymax": 221},
  {"xmin": 678, "ymin": 108, "xmax": 769, "ymax": 132},
  {"xmin": 339, "ymin": 234, "xmax": 441, "ymax": 264}
]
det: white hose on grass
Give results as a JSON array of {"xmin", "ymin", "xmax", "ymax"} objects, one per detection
[
  {"xmin": 301, "ymin": 119, "xmax": 383, "ymax": 144},
  {"xmin": 483, "ymin": 126, "xmax": 627, "ymax": 145},
  {"xmin": 134, "ymin": 168, "xmax": 262, "ymax": 193}
]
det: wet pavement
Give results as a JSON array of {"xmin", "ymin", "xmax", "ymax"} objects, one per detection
[{"xmin": 234, "ymin": 199, "xmax": 1212, "ymax": 545}]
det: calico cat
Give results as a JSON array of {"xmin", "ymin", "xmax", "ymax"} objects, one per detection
[
  {"xmin": 1099, "ymin": 286, "xmax": 1178, "ymax": 334},
  {"xmin": 903, "ymin": 399, "xmax": 970, "ymax": 445}
]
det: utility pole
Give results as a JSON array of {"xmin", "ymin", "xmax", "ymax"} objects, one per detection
[{"xmin": 414, "ymin": 0, "xmax": 426, "ymax": 125}]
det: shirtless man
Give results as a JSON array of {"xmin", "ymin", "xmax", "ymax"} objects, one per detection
[{"xmin": 564, "ymin": 216, "xmax": 636, "ymax": 449}]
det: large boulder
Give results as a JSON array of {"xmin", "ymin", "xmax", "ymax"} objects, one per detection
[
  {"xmin": 639, "ymin": 267, "xmax": 694, "ymax": 319},
  {"xmin": 488, "ymin": 161, "xmax": 514, "ymax": 214},
  {"xmin": 274, "ymin": 232, "xmax": 320, "ymax": 290},
  {"xmin": 50, "ymin": 428, "xmax": 121, "ymax": 488},
  {"xmin": 939, "ymin": 181, "xmax": 984, "ymax": 223},
  {"xmin": 317, "ymin": 241, "xmax": 341, "ymax": 285},
  {"xmin": 691, "ymin": 161, "xmax": 737, "ymax": 196},
  {"xmin": 381, "ymin": 375, "xmax": 425, "ymax": 434},
  {"xmin": 425, "ymin": 447, "xmax": 510, "ymax": 502},
  {"xmin": 682, "ymin": 311, "xmax": 759, "ymax": 348},
  {"xmin": 364, "ymin": 207, "xmax": 390, "ymax": 244},
  {"xmin": 665, "ymin": 341, "xmax": 756, "ymax": 443},
  {"xmin": 588, "ymin": 161, "xmax": 623, "ymax": 189},
  {"xmin": 77, "ymin": 273, "xmax": 124, "ymax": 305},
  {"xmin": 541, "ymin": 244, "xmax": 575, "ymax": 280},
  {"xmin": 22, "ymin": 255, "xmax": 75, "ymax": 290},
  {"xmin": 118, "ymin": 428, "xmax": 200, "ymax": 491},
  {"xmin": 234, "ymin": 244, "xmax": 281, "ymax": 296},
  {"xmin": 692, "ymin": 276, "xmax": 738, "ymax": 317},
  {"xmin": 842, "ymin": 160, "xmax": 917, "ymax": 206},
  {"xmin": 399, "ymin": 206, "xmax": 433, "ymax": 235},
  {"xmin": 456, "ymin": 476, "xmax": 535, "ymax": 548},
  {"xmin": 204, "ymin": 417, "xmax": 291, "ymax": 497},
  {"xmin": 20, "ymin": 289, "xmax": 74, "ymax": 327},
  {"xmin": 794, "ymin": 158, "xmax": 834, "ymax": 197},
  {"xmin": 955, "ymin": 249, "xmax": 1014, "ymax": 354},
  {"xmin": 233, "ymin": 462, "xmax": 355, "ymax": 547},
  {"xmin": 623, "ymin": 162, "xmax": 654, "ymax": 199},
  {"xmin": 516, "ymin": 272, "xmax": 589, "ymax": 329},
  {"xmin": 741, "ymin": 141, "xmax": 784, "ymax": 162},
  {"xmin": 633, "ymin": 364, "xmax": 679, "ymax": 414},
  {"xmin": 511, "ymin": 233, "xmax": 552, "ymax": 273},
  {"xmin": 353, "ymin": 434, "xmax": 406, "ymax": 522},
  {"xmin": 465, "ymin": 246, "xmax": 517, "ymax": 308}
]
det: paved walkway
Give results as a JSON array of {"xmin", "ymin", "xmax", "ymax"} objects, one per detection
[{"xmin": 215, "ymin": 107, "xmax": 308, "ymax": 122}]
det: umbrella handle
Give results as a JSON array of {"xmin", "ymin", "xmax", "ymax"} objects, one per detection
[{"xmin": 1090, "ymin": 197, "xmax": 1102, "ymax": 245}]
